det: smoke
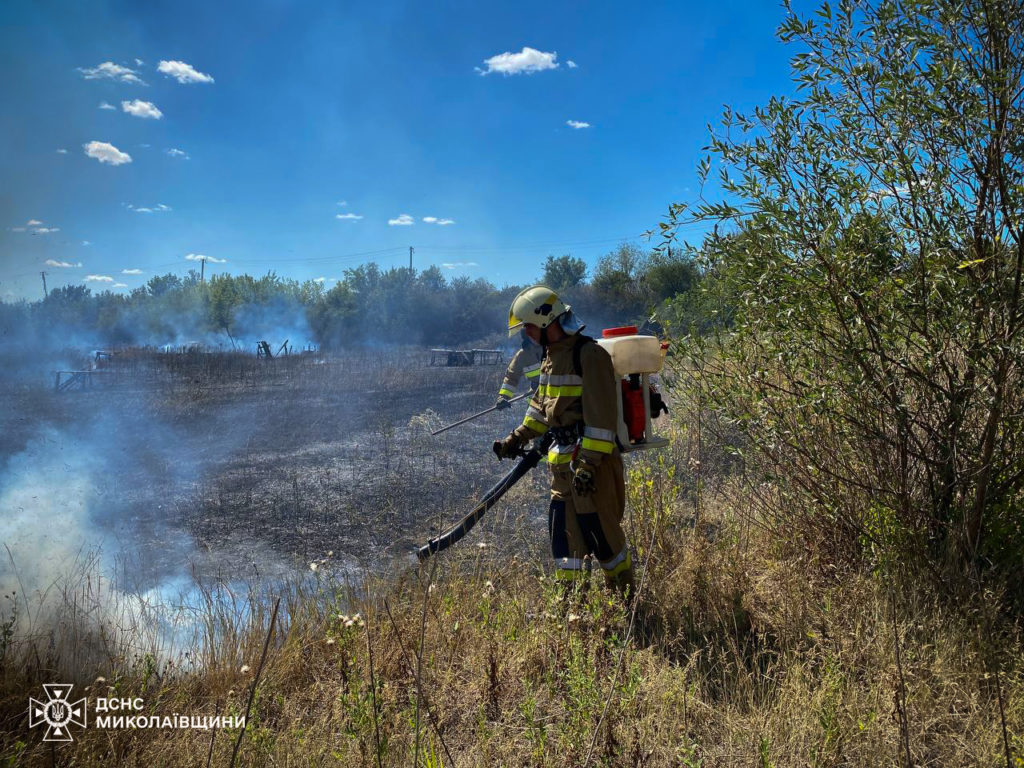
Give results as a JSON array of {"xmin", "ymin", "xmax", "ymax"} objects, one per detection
[
  {"xmin": 0, "ymin": 283, "xmax": 320, "ymax": 376},
  {"xmin": 0, "ymin": 392, "xmax": 294, "ymax": 670},
  {"xmin": 0, "ymin": 304, "xmax": 524, "ymax": 674},
  {"xmin": 230, "ymin": 298, "xmax": 316, "ymax": 351},
  {"xmin": 0, "ymin": 425, "xmax": 196, "ymax": 665},
  {"xmin": 0, "ymin": 429, "xmax": 112, "ymax": 602}
]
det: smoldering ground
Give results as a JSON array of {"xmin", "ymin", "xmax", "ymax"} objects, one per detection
[
  {"xmin": 0, "ymin": 343, "xmax": 547, "ymax": 672},
  {"xmin": 0, "ymin": 383, "xmax": 290, "ymax": 665}
]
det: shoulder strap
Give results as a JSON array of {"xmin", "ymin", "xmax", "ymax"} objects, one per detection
[{"xmin": 571, "ymin": 334, "xmax": 594, "ymax": 377}]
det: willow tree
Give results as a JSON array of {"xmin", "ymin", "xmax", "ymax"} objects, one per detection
[{"xmin": 673, "ymin": 0, "xmax": 1024, "ymax": 587}]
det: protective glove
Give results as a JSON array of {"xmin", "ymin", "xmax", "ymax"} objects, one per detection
[
  {"xmin": 572, "ymin": 460, "xmax": 597, "ymax": 496},
  {"xmin": 492, "ymin": 432, "xmax": 525, "ymax": 460},
  {"xmin": 494, "ymin": 396, "xmax": 511, "ymax": 410}
]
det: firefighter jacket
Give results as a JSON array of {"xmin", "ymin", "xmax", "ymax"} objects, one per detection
[
  {"xmin": 513, "ymin": 332, "xmax": 619, "ymax": 468},
  {"xmin": 498, "ymin": 344, "xmax": 543, "ymax": 399}
]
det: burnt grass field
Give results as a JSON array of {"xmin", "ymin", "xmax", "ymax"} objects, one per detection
[{"xmin": 0, "ymin": 346, "xmax": 550, "ymax": 590}]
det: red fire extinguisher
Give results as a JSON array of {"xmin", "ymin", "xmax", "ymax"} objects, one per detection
[{"xmin": 621, "ymin": 374, "xmax": 646, "ymax": 443}]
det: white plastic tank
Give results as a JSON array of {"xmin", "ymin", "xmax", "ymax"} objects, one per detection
[{"xmin": 597, "ymin": 326, "xmax": 664, "ymax": 375}]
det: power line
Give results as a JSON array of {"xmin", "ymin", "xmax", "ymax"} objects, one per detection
[
  {"xmin": 1, "ymin": 222, "xmax": 715, "ymax": 290},
  {"xmin": 412, "ymin": 233, "xmax": 655, "ymax": 255},
  {"xmin": 229, "ymin": 246, "xmax": 407, "ymax": 266},
  {"xmin": 407, "ymin": 224, "xmax": 712, "ymax": 256},
  {"xmin": 143, "ymin": 227, "xmax": 705, "ymax": 271},
  {"xmin": 117, "ymin": 247, "xmax": 407, "ymax": 275}
]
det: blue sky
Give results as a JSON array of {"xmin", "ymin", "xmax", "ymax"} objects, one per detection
[{"xmin": 0, "ymin": 0, "xmax": 795, "ymax": 301}]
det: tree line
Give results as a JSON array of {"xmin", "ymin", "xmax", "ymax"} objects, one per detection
[{"xmin": 0, "ymin": 246, "xmax": 700, "ymax": 350}]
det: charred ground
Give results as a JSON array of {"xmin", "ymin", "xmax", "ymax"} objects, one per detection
[{"xmin": 0, "ymin": 346, "xmax": 548, "ymax": 590}]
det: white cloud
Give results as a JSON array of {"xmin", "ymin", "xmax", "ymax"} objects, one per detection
[
  {"xmin": 441, "ymin": 262, "xmax": 478, "ymax": 269},
  {"xmin": 82, "ymin": 241, "xmax": 91, "ymax": 246},
  {"xmin": 78, "ymin": 61, "xmax": 145, "ymax": 84},
  {"xmin": 83, "ymin": 141, "xmax": 132, "ymax": 165},
  {"xmin": 336, "ymin": 213, "xmax": 363, "ymax": 220},
  {"xmin": 185, "ymin": 253, "xmax": 227, "ymax": 263},
  {"xmin": 112, "ymin": 282, "xmax": 129, "ymax": 288},
  {"xmin": 567, "ymin": 60, "xmax": 578, "ymax": 69},
  {"xmin": 128, "ymin": 203, "xmax": 171, "ymax": 213},
  {"xmin": 85, "ymin": 274, "xmax": 114, "ymax": 282},
  {"xmin": 423, "ymin": 216, "xmax": 455, "ymax": 225},
  {"xmin": 868, "ymin": 184, "xmax": 910, "ymax": 200},
  {"xmin": 158, "ymin": 60, "xmax": 214, "ymax": 84},
  {"xmin": 566, "ymin": 120, "xmax": 591, "ymax": 129},
  {"xmin": 337, "ymin": 200, "xmax": 348, "ymax": 207},
  {"xmin": 165, "ymin": 148, "xmax": 190, "ymax": 159},
  {"xmin": 99, "ymin": 101, "xmax": 117, "ymax": 110},
  {"xmin": 45, "ymin": 260, "xmax": 82, "ymax": 268},
  {"xmin": 121, "ymin": 99, "xmax": 163, "ymax": 119},
  {"xmin": 478, "ymin": 47, "xmax": 559, "ymax": 76},
  {"xmin": 314, "ymin": 277, "xmax": 326, "ymax": 283},
  {"xmin": 56, "ymin": 148, "xmax": 68, "ymax": 154},
  {"xmin": 388, "ymin": 214, "xmax": 415, "ymax": 226},
  {"xmin": 18, "ymin": 220, "xmax": 61, "ymax": 234},
  {"xmin": 134, "ymin": 58, "xmax": 144, "ymax": 66},
  {"xmin": 122, "ymin": 268, "xmax": 144, "ymax": 275}
]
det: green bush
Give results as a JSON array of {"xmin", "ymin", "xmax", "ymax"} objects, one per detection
[{"xmin": 668, "ymin": 0, "xmax": 1024, "ymax": 595}]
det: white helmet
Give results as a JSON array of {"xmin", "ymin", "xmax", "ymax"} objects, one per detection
[{"xmin": 507, "ymin": 285, "xmax": 568, "ymax": 337}]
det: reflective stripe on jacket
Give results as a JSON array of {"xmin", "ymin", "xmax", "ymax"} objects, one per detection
[
  {"xmin": 498, "ymin": 345, "xmax": 543, "ymax": 399},
  {"xmin": 513, "ymin": 332, "xmax": 618, "ymax": 466}
]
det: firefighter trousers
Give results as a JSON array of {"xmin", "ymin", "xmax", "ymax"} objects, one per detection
[{"xmin": 548, "ymin": 448, "xmax": 632, "ymax": 590}]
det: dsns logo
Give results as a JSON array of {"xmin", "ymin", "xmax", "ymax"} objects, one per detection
[{"xmin": 29, "ymin": 684, "xmax": 87, "ymax": 742}]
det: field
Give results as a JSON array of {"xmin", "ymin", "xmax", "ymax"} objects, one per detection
[
  {"xmin": 0, "ymin": 347, "xmax": 1021, "ymax": 766},
  {"xmin": 0, "ymin": 346, "xmax": 545, "ymax": 660},
  {"xmin": 4, "ymin": 346, "xmax": 536, "ymax": 556}
]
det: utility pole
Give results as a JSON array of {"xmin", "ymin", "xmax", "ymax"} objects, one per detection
[
  {"xmin": 40, "ymin": 271, "xmax": 48, "ymax": 298},
  {"xmin": 409, "ymin": 246, "xmax": 414, "ymax": 273},
  {"xmin": 200, "ymin": 257, "xmax": 206, "ymax": 283}
]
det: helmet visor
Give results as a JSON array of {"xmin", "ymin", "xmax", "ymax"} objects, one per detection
[{"xmin": 508, "ymin": 311, "xmax": 524, "ymax": 337}]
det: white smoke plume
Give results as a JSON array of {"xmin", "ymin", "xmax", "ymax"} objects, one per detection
[
  {"xmin": 0, "ymin": 426, "xmax": 201, "ymax": 664},
  {"xmin": 0, "ymin": 399, "xmax": 291, "ymax": 671}
]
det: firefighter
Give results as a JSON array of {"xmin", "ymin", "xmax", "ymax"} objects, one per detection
[
  {"xmin": 495, "ymin": 331, "xmax": 543, "ymax": 409},
  {"xmin": 492, "ymin": 285, "xmax": 634, "ymax": 597}
]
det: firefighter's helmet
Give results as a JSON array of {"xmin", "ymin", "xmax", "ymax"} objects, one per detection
[{"xmin": 507, "ymin": 285, "xmax": 568, "ymax": 337}]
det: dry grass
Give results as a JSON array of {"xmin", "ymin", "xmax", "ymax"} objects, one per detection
[
  {"xmin": 0, "ymin": 351, "xmax": 1021, "ymax": 766},
  {"xmin": 1, "ymin": 430, "xmax": 1021, "ymax": 767}
]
